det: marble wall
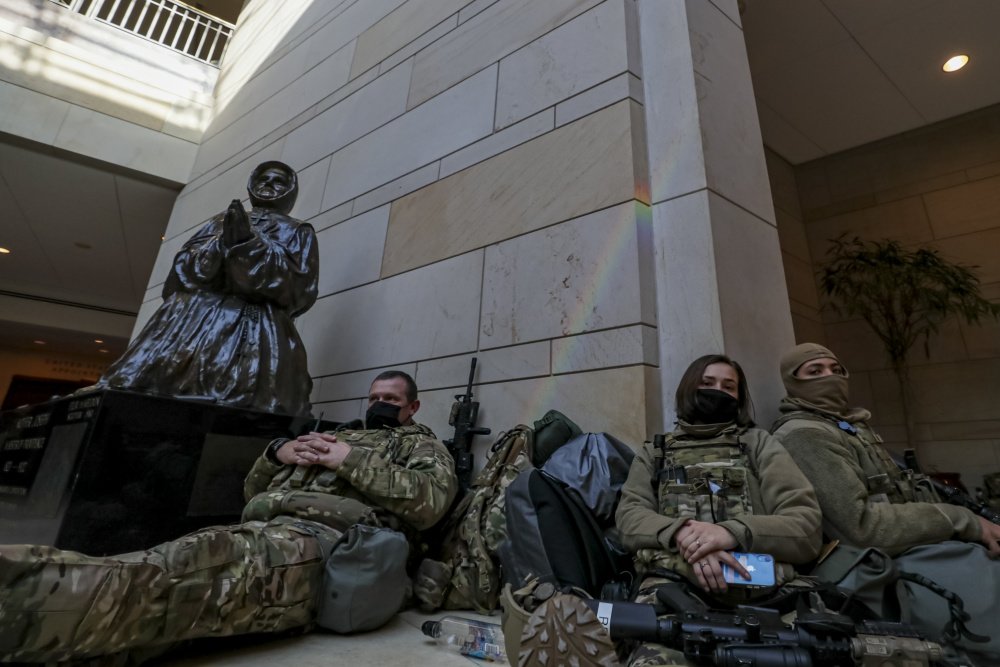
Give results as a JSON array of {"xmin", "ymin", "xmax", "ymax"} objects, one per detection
[
  {"xmin": 0, "ymin": 0, "xmax": 212, "ymax": 182},
  {"xmin": 141, "ymin": 0, "xmax": 785, "ymax": 456},
  {"xmin": 634, "ymin": 0, "xmax": 794, "ymax": 427},
  {"xmin": 773, "ymin": 105, "xmax": 1000, "ymax": 491},
  {"xmin": 767, "ymin": 150, "xmax": 825, "ymax": 346}
]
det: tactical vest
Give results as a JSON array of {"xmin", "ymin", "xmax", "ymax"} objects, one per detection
[
  {"xmin": 242, "ymin": 424, "xmax": 435, "ymax": 537},
  {"xmin": 652, "ymin": 426, "xmax": 756, "ymax": 523},
  {"xmin": 773, "ymin": 411, "xmax": 937, "ymax": 506},
  {"xmin": 634, "ymin": 425, "xmax": 762, "ymax": 582}
]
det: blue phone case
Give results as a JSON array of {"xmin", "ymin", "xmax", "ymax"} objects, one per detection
[{"xmin": 722, "ymin": 552, "xmax": 775, "ymax": 586}]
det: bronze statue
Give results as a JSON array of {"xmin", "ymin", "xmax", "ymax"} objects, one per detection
[{"xmin": 99, "ymin": 161, "xmax": 319, "ymax": 416}]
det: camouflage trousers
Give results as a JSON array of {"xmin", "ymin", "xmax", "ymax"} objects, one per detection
[
  {"xmin": 0, "ymin": 516, "xmax": 337, "ymax": 664},
  {"xmin": 625, "ymin": 576, "xmax": 691, "ymax": 667}
]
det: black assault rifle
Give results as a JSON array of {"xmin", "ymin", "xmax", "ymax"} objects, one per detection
[
  {"xmin": 895, "ymin": 449, "xmax": 1000, "ymax": 526},
  {"xmin": 443, "ymin": 358, "xmax": 490, "ymax": 494},
  {"xmin": 583, "ymin": 586, "xmax": 944, "ymax": 667}
]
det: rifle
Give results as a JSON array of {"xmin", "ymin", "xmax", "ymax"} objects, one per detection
[
  {"xmin": 895, "ymin": 449, "xmax": 1000, "ymax": 526},
  {"xmin": 583, "ymin": 591, "xmax": 944, "ymax": 666},
  {"xmin": 443, "ymin": 358, "xmax": 491, "ymax": 493}
]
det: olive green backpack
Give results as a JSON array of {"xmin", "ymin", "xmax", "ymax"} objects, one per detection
[{"xmin": 414, "ymin": 411, "xmax": 582, "ymax": 613}]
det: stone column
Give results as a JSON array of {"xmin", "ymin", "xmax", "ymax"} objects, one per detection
[{"xmin": 632, "ymin": 0, "xmax": 794, "ymax": 425}]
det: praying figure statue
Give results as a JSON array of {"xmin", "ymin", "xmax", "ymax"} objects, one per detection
[{"xmin": 99, "ymin": 161, "xmax": 318, "ymax": 416}]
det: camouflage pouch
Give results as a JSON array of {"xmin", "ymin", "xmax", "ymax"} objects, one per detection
[
  {"xmin": 415, "ymin": 426, "xmax": 535, "ymax": 613},
  {"xmin": 242, "ymin": 490, "xmax": 377, "ymax": 531},
  {"xmin": 413, "ymin": 558, "xmax": 452, "ymax": 611}
]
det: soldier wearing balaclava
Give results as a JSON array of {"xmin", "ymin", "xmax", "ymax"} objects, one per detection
[{"xmin": 772, "ymin": 343, "xmax": 1000, "ymax": 658}]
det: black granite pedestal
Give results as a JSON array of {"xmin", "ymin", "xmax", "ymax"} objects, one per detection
[{"xmin": 0, "ymin": 389, "xmax": 324, "ymax": 555}]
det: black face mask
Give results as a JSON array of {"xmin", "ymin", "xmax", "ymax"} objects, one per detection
[
  {"xmin": 690, "ymin": 388, "xmax": 739, "ymax": 424},
  {"xmin": 365, "ymin": 401, "xmax": 402, "ymax": 430}
]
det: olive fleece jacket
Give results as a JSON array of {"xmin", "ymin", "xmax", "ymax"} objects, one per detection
[
  {"xmin": 616, "ymin": 424, "xmax": 822, "ymax": 564},
  {"xmin": 772, "ymin": 406, "xmax": 981, "ymax": 557}
]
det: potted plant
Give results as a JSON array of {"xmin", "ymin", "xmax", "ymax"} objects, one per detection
[{"xmin": 819, "ymin": 236, "xmax": 1000, "ymax": 452}]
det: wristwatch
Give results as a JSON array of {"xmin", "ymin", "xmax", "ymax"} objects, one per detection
[{"xmin": 264, "ymin": 437, "xmax": 289, "ymax": 464}]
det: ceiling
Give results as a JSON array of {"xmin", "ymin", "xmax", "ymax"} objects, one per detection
[
  {"xmin": 2, "ymin": 0, "xmax": 999, "ymax": 364},
  {"xmin": 0, "ymin": 140, "xmax": 178, "ymax": 358},
  {"xmin": 742, "ymin": 0, "xmax": 1000, "ymax": 164}
]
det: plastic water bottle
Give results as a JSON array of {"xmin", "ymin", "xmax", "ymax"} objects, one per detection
[{"xmin": 421, "ymin": 616, "xmax": 507, "ymax": 662}]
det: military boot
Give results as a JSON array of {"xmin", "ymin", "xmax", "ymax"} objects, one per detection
[{"xmin": 508, "ymin": 578, "xmax": 619, "ymax": 667}]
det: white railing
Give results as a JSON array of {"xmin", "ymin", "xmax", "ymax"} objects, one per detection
[{"xmin": 50, "ymin": 0, "xmax": 233, "ymax": 66}]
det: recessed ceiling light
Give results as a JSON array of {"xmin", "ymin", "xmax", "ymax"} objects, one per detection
[
  {"xmin": 33, "ymin": 340, "xmax": 46, "ymax": 345},
  {"xmin": 98, "ymin": 349, "xmax": 110, "ymax": 354},
  {"xmin": 94, "ymin": 339, "xmax": 104, "ymax": 344},
  {"xmin": 0, "ymin": 247, "xmax": 10, "ymax": 254},
  {"xmin": 942, "ymin": 55, "xmax": 969, "ymax": 72}
]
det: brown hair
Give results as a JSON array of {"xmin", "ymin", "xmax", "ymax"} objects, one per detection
[
  {"xmin": 371, "ymin": 370, "xmax": 418, "ymax": 403},
  {"xmin": 674, "ymin": 354, "xmax": 755, "ymax": 426}
]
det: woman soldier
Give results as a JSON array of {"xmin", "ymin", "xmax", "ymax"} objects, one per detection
[{"xmin": 615, "ymin": 354, "xmax": 823, "ymax": 667}]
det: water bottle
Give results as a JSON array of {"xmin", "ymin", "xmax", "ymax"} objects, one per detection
[{"xmin": 421, "ymin": 615, "xmax": 507, "ymax": 662}]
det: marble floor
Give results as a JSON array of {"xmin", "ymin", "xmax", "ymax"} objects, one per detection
[{"xmin": 159, "ymin": 609, "xmax": 505, "ymax": 666}]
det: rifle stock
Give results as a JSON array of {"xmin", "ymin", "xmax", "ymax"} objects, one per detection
[{"xmin": 443, "ymin": 357, "xmax": 490, "ymax": 493}]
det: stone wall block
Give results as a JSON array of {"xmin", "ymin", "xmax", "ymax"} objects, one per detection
[
  {"xmin": 321, "ymin": 65, "xmax": 496, "ymax": 210},
  {"xmin": 298, "ymin": 250, "xmax": 483, "ymax": 377},
  {"xmin": 495, "ymin": 0, "xmax": 628, "ymax": 129},
  {"xmin": 480, "ymin": 202, "xmax": 646, "ymax": 349},
  {"xmin": 383, "ymin": 100, "xmax": 636, "ymax": 276}
]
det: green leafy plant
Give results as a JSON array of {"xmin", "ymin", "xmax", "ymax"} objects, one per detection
[{"xmin": 819, "ymin": 236, "xmax": 1000, "ymax": 449}]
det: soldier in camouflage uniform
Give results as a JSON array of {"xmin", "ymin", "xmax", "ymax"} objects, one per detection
[
  {"xmin": 0, "ymin": 370, "xmax": 456, "ymax": 664},
  {"xmin": 614, "ymin": 354, "xmax": 822, "ymax": 667},
  {"xmin": 771, "ymin": 343, "xmax": 1000, "ymax": 658}
]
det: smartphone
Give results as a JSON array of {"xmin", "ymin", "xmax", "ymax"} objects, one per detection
[{"xmin": 722, "ymin": 552, "xmax": 776, "ymax": 587}]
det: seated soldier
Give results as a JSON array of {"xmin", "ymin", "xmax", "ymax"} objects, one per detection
[
  {"xmin": 771, "ymin": 343, "xmax": 1000, "ymax": 661},
  {"xmin": 515, "ymin": 354, "xmax": 822, "ymax": 667},
  {"xmin": 0, "ymin": 370, "xmax": 456, "ymax": 665}
]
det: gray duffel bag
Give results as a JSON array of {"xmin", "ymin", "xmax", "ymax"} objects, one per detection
[{"xmin": 315, "ymin": 524, "xmax": 410, "ymax": 634}]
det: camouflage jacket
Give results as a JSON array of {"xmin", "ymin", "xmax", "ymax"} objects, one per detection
[
  {"xmin": 616, "ymin": 422, "xmax": 822, "ymax": 583},
  {"xmin": 772, "ymin": 399, "xmax": 981, "ymax": 556},
  {"xmin": 241, "ymin": 423, "xmax": 457, "ymax": 534}
]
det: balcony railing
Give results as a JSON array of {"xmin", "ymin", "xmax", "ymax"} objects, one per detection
[{"xmin": 50, "ymin": 0, "xmax": 233, "ymax": 66}]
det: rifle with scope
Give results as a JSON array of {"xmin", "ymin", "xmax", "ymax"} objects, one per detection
[
  {"xmin": 583, "ymin": 591, "xmax": 944, "ymax": 667},
  {"xmin": 443, "ymin": 357, "xmax": 490, "ymax": 494}
]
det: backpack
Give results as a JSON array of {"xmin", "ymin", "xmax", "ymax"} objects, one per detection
[
  {"xmin": 496, "ymin": 433, "xmax": 636, "ymax": 661},
  {"xmin": 414, "ymin": 425, "xmax": 535, "ymax": 613},
  {"xmin": 497, "ymin": 432, "xmax": 636, "ymax": 598}
]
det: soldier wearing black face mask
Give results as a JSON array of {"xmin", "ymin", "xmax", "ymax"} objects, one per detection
[
  {"xmin": 365, "ymin": 401, "xmax": 405, "ymax": 430},
  {"xmin": 615, "ymin": 354, "xmax": 823, "ymax": 667},
  {"xmin": 1, "ymin": 372, "xmax": 457, "ymax": 665},
  {"xmin": 246, "ymin": 369, "xmax": 455, "ymax": 534}
]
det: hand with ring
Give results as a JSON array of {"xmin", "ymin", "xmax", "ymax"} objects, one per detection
[
  {"xmin": 675, "ymin": 520, "xmax": 738, "ymax": 564},
  {"xmin": 693, "ymin": 551, "xmax": 751, "ymax": 593}
]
